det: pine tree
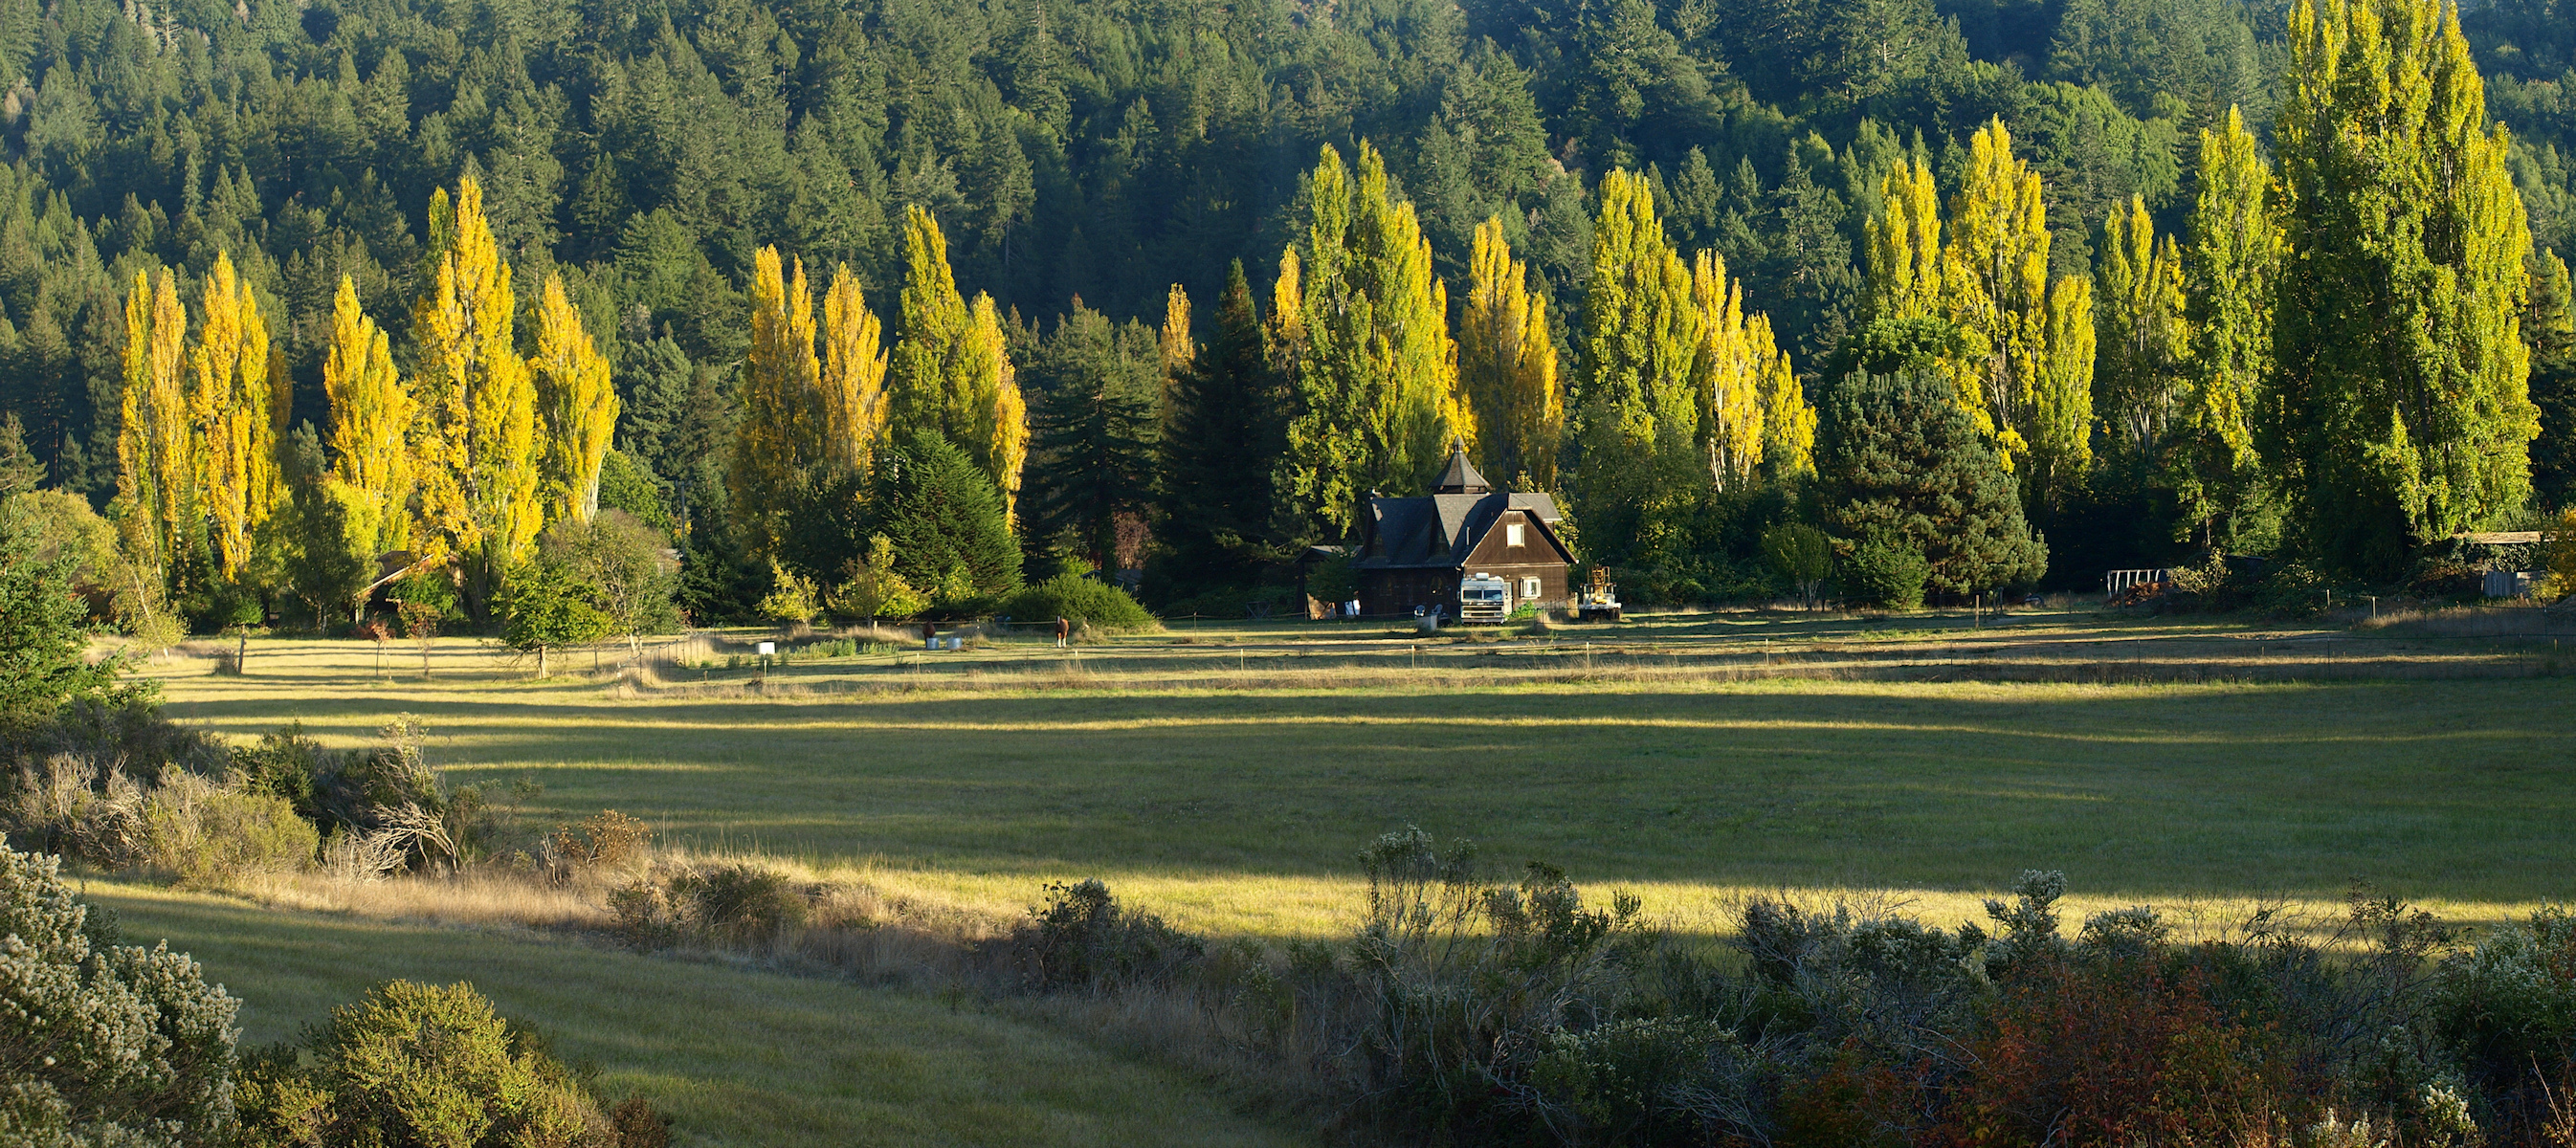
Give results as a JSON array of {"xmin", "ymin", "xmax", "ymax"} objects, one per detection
[
  {"xmin": 1163, "ymin": 261, "xmax": 1283, "ymax": 585},
  {"xmin": 731, "ymin": 246, "xmax": 822, "ymax": 560},
  {"xmin": 413, "ymin": 175, "xmax": 541, "ymax": 597},
  {"xmin": 190, "ymin": 252, "xmax": 277, "ymax": 582},
  {"xmin": 1028, "ymin": 304, "xmax": 1158, "ymax": 573},
  {"xmin": 818, "ymin": 263, "xmax": 889, "ymax": 475},
  {"xmin": 322, "ymin": 276, "xmax": 412, "ymax": 556},
  {"xmin": 1818, "ymin": 370, "xmax": 2049, "ymax": 596},
  {"xmin": 2274, "ymin": 0, "xmax": 2537, "ymax": 570},
  {"xmin": 1459, "ymin": 217, "xmax": 1562, "ymax": 487},
  {"xmin": 2179, "ymin": 105, "xmax": 2281, "ymax": 543},
  {"xmin": 533, "ymin": 273, "xmax": 616, "ymax": 528},
  {"xmin": 2095, "ymin": 195, "xmax": 2189, "ymax": 462}
]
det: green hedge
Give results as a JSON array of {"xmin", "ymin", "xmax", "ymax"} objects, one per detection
[{"xmin": 1000, "ymin": 576, "xmax": 1158, "ymax": 630}]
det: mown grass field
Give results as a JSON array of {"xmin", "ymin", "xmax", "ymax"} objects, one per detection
[
  {"xmin": 145, "ymin": 606, "xmax": 2576, "ymax": 937},
  {"xmin": 82, "ymin": 880, "xmax": 1309, "ymax": 1148}
]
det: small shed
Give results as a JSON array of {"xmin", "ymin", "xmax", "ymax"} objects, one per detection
[{"xmin": 1351, "ymin": 443, "xmax": 1574, "ymax": 617}]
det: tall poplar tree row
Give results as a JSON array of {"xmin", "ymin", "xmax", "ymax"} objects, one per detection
[
  {"xmin": 412, "ymin": 176, "xmax": 541, "ymax": 601},
  {"xmin": 2178, "ymin": 106, "xmax": 2282, "ymax": 545},
  {"xmin": 1276, "ymin": 144, "xmax": 1473, "ymax": 541},
  {"xmin": 533, "ymin": 276, "xmax": 617, "ymax": 527},
  {"xmin": 1458, "ymin": 217, "xmax": 1562, "ymax": 488},
  {"xmin": 322, "ymin": 276, "xmax": 412, "ymax": 558},
  {"xmin": 888, "ymin": 206, "xmax": 1028, "ymax": 521},
  {"xmin": 2273, "ymin": 0, "xmax": 2537, "ymax": 571}
]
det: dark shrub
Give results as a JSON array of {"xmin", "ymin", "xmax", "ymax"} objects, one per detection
[{"xmin": 1014, "ymin": 877, "xmax": 1204, "ymax": 991}]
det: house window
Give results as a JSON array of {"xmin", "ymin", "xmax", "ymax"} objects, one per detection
[
  {"xmin": 1506, "ymin": 522, "xmax": 1525, "ymax": 547},
  {"xmin": 1521, "ymin": 576, "xmax": 1542, "ymax": 599}
]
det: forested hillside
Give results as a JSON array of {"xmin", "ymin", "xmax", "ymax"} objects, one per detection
[{"xmin": 0, "ymin": 0, "xmax": 2571, "ymax": 623}]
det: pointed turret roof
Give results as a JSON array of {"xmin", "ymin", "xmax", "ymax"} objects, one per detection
[{"xmin": 1432, "ymin": 439, "xmax": 1490, "ymax": 495}]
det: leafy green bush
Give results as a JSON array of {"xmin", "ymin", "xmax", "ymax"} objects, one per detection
[
  {"xmin": 234, "ymin": 979, "xmax": 660, "ymax": 1147},
  {"xmin": 999, "ymin": 574, "xmax": 1157, "ymax": 630},
  {"xmin": 0, "ymin": 844, "xmax": 241, "ymax": 1144},
  {"xmin": 1846, "ymin": 540, "xmax": 1930, "ymax": 608}
]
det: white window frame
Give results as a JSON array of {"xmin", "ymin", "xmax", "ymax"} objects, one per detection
[
  {"xmin": 1505, "ymin": 522, "xmax": 1525, "ymax": 547},
  {"xmin": 1521, "ymin": 576, "xmax": 1542, "ymax": 599}
]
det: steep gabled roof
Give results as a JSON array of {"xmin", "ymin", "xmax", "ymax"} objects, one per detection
[
  {"xmin": 1433, "ymin": 441, "xmax": 1492, "ymax": 495},
  {"xmin": 1358, "ymin": 490, "xmax": 1573, "ymax": 569}
]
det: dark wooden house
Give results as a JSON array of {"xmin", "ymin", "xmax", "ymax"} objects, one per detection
[{"xmin": 1351, "ymin": 443, "xmax": 1574, "ymax": 617}]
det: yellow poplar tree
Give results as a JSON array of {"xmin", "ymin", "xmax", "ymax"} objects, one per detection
[
  {"xmin": 1863, "ymin": 157, "xmax": 1945, "ymax": 323},
  {"xmin": 1689, "ymin": 249, "xmax": 1766, "ymax": 490},
  {"xmin": 819, "ymin": 263, "xmax": 889, "ymax": 475},
  {"xmin": 533, "ymin": 273, "xmax": 616, "ymax": 527},
  {"xmin": 190, "ymin": 252, "xmax": 276, "ymax": 581},
  {"xmin": 1751, "ymin": 313, "xmax": 1814, "ymax": 476},
  {"xmin": 2179, "ymin": 105, "xmax": 2282, "ymax": 542},
  {"xmin": 962, "ymin": 293, "xmax": 1028, "ymax": 522},
  {"xmin": 1348, "ymin": 143, "xmax": 1469, "ymax": 486},
  {"xmin": 887, "ymin": 206, "xmax": 1026, "ymax": 511},
  {"xmin": 117, "ymin": 269, "xmax": 192, "ymax": 578},
  {"xmin": 732, "ymin": 246, "xmax": 824, "ymax": 559},
  {"xmin": 1459, "ymin": 217, "xmax": 1562, "ymax": 487},
  {"xmin": 322, "ymin": 276, "xmax": 412, "ymax": 556},
  {"xmin": 1159, "ymin": 283, "xmax": 1194, "ymax": 420},
  {"xmin": 1581, "ymin": 169, "xmax": 1699, "ymax": 440},
  {"xmin": 2096, "ymin": 195, "xmax": 2190, "ymax": 461},
  {"xmin": 1941, "ymin": 119, "xmax": 2052, "ymax": 469},
  {"xmin": 413, "ymin": 175, "xmax": 540, "ymax": 590}
]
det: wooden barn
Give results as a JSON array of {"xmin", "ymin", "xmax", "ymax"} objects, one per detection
[{"xmin": 1351, "ymin": 443, "xmax": 1573, "ymax": 617}]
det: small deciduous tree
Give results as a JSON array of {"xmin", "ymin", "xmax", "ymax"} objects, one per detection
[{"xmin": 493, "ymin": 557, "xmax": 610, "ymax": 677}]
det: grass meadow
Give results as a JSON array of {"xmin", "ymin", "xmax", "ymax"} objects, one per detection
[
  {"xmin": 101, "ymin": 605, "xmax": 2574, "ymax": 1144},
  {"xmin": 147, "ymin": 605, "xmax": 2576, "ymax": 938},
  {"xmin": 79, "ymin": 881, "xmax": 1307, "ymax": 1148}
]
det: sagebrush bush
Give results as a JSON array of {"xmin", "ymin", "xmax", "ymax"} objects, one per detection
[
  {"xmin": 0, "ymin": 843, "xmax": 241, "ymax": 1145},
  {"xmin": 140, "ymin": 774, "xmax": 319, "ymax": 885},
  {"xmin": 610, "ymin": 862, "xmax": 808, "ymax": 949},
  {"xmin": 999, "ymin": 574, "xmax": 1157, "ymax": 630}
]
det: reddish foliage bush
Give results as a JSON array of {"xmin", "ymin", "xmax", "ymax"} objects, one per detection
[{"xmin": 1941, "ymin": 957, "xmax": 2293, "ymax": 1147}]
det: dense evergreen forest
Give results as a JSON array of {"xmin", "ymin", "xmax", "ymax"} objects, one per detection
[{"xmin": 1, "ymin": 0, "xmax": 2572, "ymax": 625}]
